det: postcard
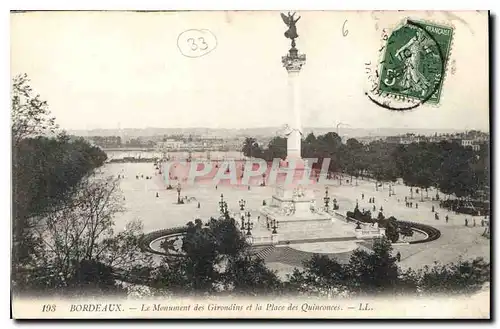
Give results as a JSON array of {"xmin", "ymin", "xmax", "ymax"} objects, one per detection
[{"xmin": 10, "ymin": 10, "xmax": 490, "ymax": 319}]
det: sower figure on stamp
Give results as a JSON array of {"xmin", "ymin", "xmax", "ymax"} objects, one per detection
[{"xmin": 395, "ymin": 29, "xmax": 436, "ymax": 97}]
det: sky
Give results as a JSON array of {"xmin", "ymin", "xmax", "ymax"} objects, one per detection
[{"xmin": 10, "ymin": 11, "xmax": 489, "ymax": 131}]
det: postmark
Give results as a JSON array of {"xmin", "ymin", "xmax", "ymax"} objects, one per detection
[
  {"xmin": 177, "ymin": 29, "xmax": 217, "ymax": 58},
  {"xmin": 366, "ymin": 19, "xmax": 454, "ymax": 111}
]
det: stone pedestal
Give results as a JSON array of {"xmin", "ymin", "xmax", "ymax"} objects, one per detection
[
  {"xmin": 271, "ymin": 233, "xmax": 280, "ymax": 245},
  {"xmin": 354, "ymin": 225, "xmax": 386, "ymax": 240},
  {"xmin": 245, "ymin": 235, "xmax": 254, "ymax": 245}
]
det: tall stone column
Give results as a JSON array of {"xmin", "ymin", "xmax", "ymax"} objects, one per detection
[{"xmin": 282, "ymin": 48, "xmax": 306, "ymax": 161}]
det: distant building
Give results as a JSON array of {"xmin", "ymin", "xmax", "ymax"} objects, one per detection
[
  {"xmin": 384, "ymin": 131, "xmax": 488, "ymax": 151},
  {"xmin": 385, "ymin": 133, "xmax": 422, "ymax": 144},
  {"xmin": 460, "ymin": 139, "xmax": 481, "ymax": 151},
  {"xmin": 160, "ymin": 139, "xmax": 183, "ymax": 150}
]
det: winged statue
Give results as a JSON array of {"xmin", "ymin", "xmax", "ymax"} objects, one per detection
[{"xmin": 281, "ymin": 12, "xmax": 301, "ymax": 41}]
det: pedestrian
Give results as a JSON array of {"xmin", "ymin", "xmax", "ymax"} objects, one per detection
[
  {"xmin": 248, "ymin": 185, "xmax": 251, "ymax": 190},
  {"xmin": 396, "ymin": 252, "xmax": 401, "ymax": 262},
  {"xmin": 465, "ymin": 218, "xmax": 468, "ymax": 226},
  {"xmin": 373, "ymin": 205, "xmax": 376, "ymax": 211},
  {"xmin": 431, "ymin": 205, "xmax": 435, "ymax": 212},
  {"xmin": 215, "ymin": 185, "xmax": 218, "ymax": 190},
  {"xmin": 373, "ymin": 197, "xmax": 375, "ymax": 203},
  {"xmin": 416, "ymin": 203, "xmax": 418, "ymax": 209},
  {"xmin": 156, "ymin": 192, "xmax": 159, "ymax": 198},
  {"xmin": 446, "ymin": 215, "xmax": 449, "ymax": 223},
  {"xmin": 197, "ymin": 202, "xmax": 200, "ymax": 209},
  {"xmin": 481, "ymin": 219, "xmax": 484, "ymax": 227},
  {"xmin": 410, "ymin": 202, "xmax": 413, "ymax": 208},
  {"xmin": 405, "ymin": 196, "xmax": 407, "ymax": 202},
  {"xmin": 362, "ymin": 193, "xmax": 364, "ymax": 200},
  {"xmin": 473, "ymin": 218, "xmax": 476, "ymax": 227}
]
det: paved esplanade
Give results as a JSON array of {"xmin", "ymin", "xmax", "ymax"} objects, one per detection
[{"xmin": 106, "ymin": 161, "xmax": 489, "ymax": 276}]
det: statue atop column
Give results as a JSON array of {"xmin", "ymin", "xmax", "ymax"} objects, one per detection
[
  {"xmin": 281, "ymin": 12, "xmax": 306, "ymax": 70},
  {"xmin": 281, "ymin": 12, "xmax": 302, "ymax": 56},
  {"xmin": 281, "ymin": 12, "xmax": 301, "ymax": 43}
]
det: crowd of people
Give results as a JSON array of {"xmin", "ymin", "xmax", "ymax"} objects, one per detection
[{"xmin": 356, "ymin": 184, "xmax": 490, "ymax": 230}]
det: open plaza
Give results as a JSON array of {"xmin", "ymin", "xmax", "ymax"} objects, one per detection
[{"xmin": 107, "ymin": 161, "xmax": 490, "ymax": 277}]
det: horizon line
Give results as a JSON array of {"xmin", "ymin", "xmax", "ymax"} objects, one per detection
[{"xmin": 67, "ymin": 126, "xmax": 489, "ymax": 132}]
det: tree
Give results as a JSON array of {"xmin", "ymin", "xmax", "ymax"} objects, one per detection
[
  {"xmin": 65, "ymin": 259, "xmax": 127, "ymax": 298},
  {"xmin": 11, "ymin": 76, "xmax": 107, "ymax": 273},
  {"xmin": 344, "ymin": 138, "xmax": 364, "ymax": 184},
  {"xmin": 365, "ymin": 141, "xmax": 399, "ymax": 189},
  {"xmin": 286, "ymin": 254, "xmax": 349, "ymax": 297},
  {"xmin": 263, "ymin": 136, "xmax": 287, "ymax": 161},
  {"xmin": 242, "ymin": 137, "xmax": 262, "ymax": 158},
  {"xmin": 153, "ymin": 216, "xmax": 286, "ymax": 296},
  {"xmin": 286, "ymin": 238, "xmax": 424, "ymax": 297},
  {"xmin": 378, "ymin": 216, "xmax": 399, "ymax": 243},
  {"xmin": 223, "ymin": 257, "xmax": 282, "ymax": 296},
  {"xmin": 417, "ymin": 257, "xmax": 490, "ymax": 295},
  {"xmin": 345, "ymin": 238, "xmax": 401, "ymax": 295},
  {"xmin": 14, "ymin": 174, "xmax": 154, "ymax": 296},
  {"xmin": 11, "ymin": 74, "xmax": 58, "ymax": 145}
]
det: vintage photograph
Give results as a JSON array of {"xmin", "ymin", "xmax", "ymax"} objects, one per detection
[{"xmin": 10, "ymin": 10, "xmax": 490, "ymax": 319}]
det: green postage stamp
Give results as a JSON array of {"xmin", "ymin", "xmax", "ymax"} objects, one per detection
[{"xmin": 378, "ymin": 19, "xmax": 454, "ymax": 105}]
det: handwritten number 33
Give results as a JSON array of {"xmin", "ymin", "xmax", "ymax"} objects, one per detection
[{"xmin": 187, "ymin": 37, "xmax": 209, "ymax": 51}]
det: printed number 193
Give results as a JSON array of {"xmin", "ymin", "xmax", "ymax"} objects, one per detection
[{"xmin": 42, "ymin": 304, "xmax": 56, "ymax": 312}]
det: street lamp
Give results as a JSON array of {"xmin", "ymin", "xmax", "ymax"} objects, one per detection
[
  {"xmin": 324, "ymin": 186, "xmax": 331, "ymax": 211},
  {"xmin": 219, "ymin": 194, "xmax": 225, "ymax": 213},
  {"xmin": 241, "ymin": 214, "xmax": 245, "ymax": 228},
  {"xmin": 239, "ymin": 199, "xmax": 246, "ymax": 211},
  {"xmin": 176, "ymin": 183, "xmax": 182, "ymax": 204},
  {"xmin": 271, "ymin": 219, "xmax": 279, "ymax": 234},
  {"xmin": 243, "ymin": 212, "xmax": 254, "ymax": 236}
]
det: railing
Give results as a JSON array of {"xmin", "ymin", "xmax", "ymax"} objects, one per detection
[
  {"xmin": 252, "ymin": 235, "xmax": 273, "ymax": 245},
  {"xmin": 140, "ymin": 226, "xmax": 188, "ymax": 256},
  {"xmin": 343, "ymin": 214, "xmax": 440, "ymax": 244}
]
